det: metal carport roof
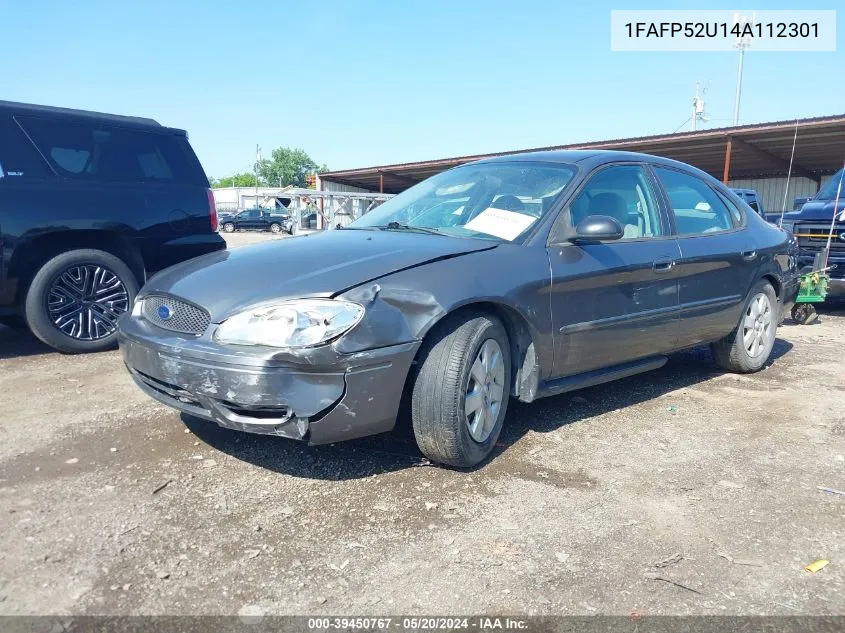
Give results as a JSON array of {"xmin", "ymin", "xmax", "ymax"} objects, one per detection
[{"xmin": 320, "ymin": 114, "xmax": 845, "ymax": 194}]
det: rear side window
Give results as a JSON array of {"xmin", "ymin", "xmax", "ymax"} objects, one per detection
[
  {"xmin": 654, "ymin": 167, "xmax": 736, "ymax": 235},
  {"xmin": 15, "ymin": 116, "xmax": 206, "ymax": 185},
  {"xmin": 0, "ymin": 116, "xmax": 53, "ymax": 180}
]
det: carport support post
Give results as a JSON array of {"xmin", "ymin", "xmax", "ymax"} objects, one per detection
[
  {"xmin": 722, "ymin": 137, "xmax": 733, "ymax": 184},
  {"xmin": 379, "ymin": 173, "xmax": 384, "ymax": 193}
]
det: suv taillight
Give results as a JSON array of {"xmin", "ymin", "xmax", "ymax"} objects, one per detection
[{"xmin": 207, "ymin": 189, "xmax": 218, "ymax": 231}]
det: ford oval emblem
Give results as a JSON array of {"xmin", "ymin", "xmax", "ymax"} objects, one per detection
[
  {"xmin": 839, "ymin": 232, "xmax": 845, "ymax": 242},
  {"xmin": 157, "ymin": 305, "xmax": 173, "ymax": 321}
]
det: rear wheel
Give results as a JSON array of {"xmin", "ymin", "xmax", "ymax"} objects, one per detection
[
  {"xmin": 411, "ymin": 312, "xmax": 511, "ymax": 467},
  {"xmin": 24, "ymin": 249, "xmax": 139, "ymax": 354},
  {"xmin": 711, "ymin": 280, "xmax": 778, "ymax": 373}
]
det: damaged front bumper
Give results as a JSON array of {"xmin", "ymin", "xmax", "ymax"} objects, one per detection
[{"xmin": 118, "ymin": 316, "xmax": 419, "ymax": 444}]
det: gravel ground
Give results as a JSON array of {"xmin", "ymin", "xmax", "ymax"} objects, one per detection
[
  {"xmin": 219, "ymin": 230, "xmax": 291, "ymax": 249},
  {"xmin": 0, "ymin": 233, "xmax": 843, "ymax": 616}
]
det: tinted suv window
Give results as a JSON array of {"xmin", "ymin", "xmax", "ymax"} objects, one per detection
[
  {"xmin": 570, "ymin": 165, "xmax": 663, "ymax": 239},
  {"xmin": 16, "ymin": 116, "xmax": 204, "ymax": 185},
  {"xmin": 0, "ymin": 116, "xmax": 53, "ymax": 180},
  {"xmin": 654, "ymin": 167, "xmax": 735, "ymax": 235}
]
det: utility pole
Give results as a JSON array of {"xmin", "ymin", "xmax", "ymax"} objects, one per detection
[
  {"xmin": 733, "ymin": 12, "xmax": 754, "ymax": 126},
  {"xmin": 691, "ymin": 82, "xmax": 707, "ymax": 131},
  {"xmin": 254, "ymin": 144, "xmax": 261, "ymax": 202}
]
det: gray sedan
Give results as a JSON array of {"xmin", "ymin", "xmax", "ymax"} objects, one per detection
[{"xmin": 118, "ymin": 150, "xmax": 799, "ymax": 467}]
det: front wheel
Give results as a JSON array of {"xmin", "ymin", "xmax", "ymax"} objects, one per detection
[
  {"xmin": 223, "ymin": 222, "xmax": 235, "ymax": 233},
  {"xmin": 269, "ymin": 223, "xmax": 282, "ymax": 233},
  {"xmin": 24, "ymin": 249, "xmax": 139, "ymax": 354},
  {"xmin": 411, "ymin": 312, "xmax": 511, "ymax": 468},
  {"xmin": 711, "ymin": 280, "xmax": 778, "ymax": 373}
]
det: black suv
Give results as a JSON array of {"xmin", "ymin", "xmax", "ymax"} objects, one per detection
[{"xmin": 0, "ymin": 101, "xmax": 225, "ymax": 353}]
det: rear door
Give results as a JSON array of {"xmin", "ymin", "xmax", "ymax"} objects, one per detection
[
  {"xmin": 652, "ymin": 166, "xmax": 757, "ymax": 347},
  {"xmin": 16, "ymin": 116, "xmax": 212, "ymax": 273},
  {"xmin": 548, "ymin": 163, "xmax": 681, "ymax": 378},
  {"xmin": 0, "ymin": 115, "xmax": 58, "ymax": 305}
]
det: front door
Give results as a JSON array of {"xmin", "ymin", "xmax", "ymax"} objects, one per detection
[
  {"xmin": 651, "ymin": 166, "xmax": 758, "ymax": 348},
  {"xmin": 241, "ymin": 209, "xmax": 262, "ymax": 229},
  {"xmin": 548, "ymin": 164, "xmax": 681, "ymax": 378}
]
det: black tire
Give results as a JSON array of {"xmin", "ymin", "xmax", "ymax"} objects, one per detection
[
  {"xmin": 791, "ymin": 303, "xmax": 817, "ymax": 325},
  {"xmin": 24, "ymin": 249, "xmax": 139, "ymax": 354},
  {"xmin": 411, "ymin": 312, "xmax": 511, "ymax": 468},
  {"xmin": 269, "ymin": 223, "xmax": 282, "ymax": 234},
  {"xmin": 711, "ymin": 280, "xmax": 778, "ymax": 373},
  {"xmin": 223, "ymin": 222, "xmax": 235, "ymax": 233}
]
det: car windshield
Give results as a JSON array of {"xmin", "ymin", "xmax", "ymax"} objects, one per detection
[
  {"xmin": 815, "ymin": 169, "xmax": 845, "ymax": 201},
  {"xmin": 348, "ymin": 162, "xmax": 577, "ymax": 241}
]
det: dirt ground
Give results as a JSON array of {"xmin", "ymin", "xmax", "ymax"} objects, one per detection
[{"xmin": 1, "ymin": 231, "xmax": 843, "ymax": 616}]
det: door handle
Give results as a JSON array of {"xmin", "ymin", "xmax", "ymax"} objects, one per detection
[
  {"xmin": 741, "ymin": 250, "xmax": 757, "ymax": 261},
  {"xmin": 652, "ymin": 258, "xmax": 675, "ymax": 273}
]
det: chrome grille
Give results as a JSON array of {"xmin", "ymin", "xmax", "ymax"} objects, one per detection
[
  {"xmin": 794, "ymin": 223, "xmax": 845, "ymax": 251},
  {"xmin": 141, "ymin": 295, "xmax": 210, "ymax": 335}
]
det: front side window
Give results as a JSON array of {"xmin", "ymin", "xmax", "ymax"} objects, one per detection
[
  {"xmin": 349, "ymin": 162, "xmax": 576, "ymax": 242},
  {"xmin": 654, "ymin": 167, "xmax": 736, "ymax": 235},
  {"xmin": 816, "ymin": 169, "xmax": 845, "ymax": 201},
  {"xmin": 569, "ymin": 165, "xmax": 663, "ymax": 239}
]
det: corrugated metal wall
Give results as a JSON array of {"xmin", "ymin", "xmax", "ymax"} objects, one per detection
[
  {"xmin": 319, "ymin": 179, "xmax": 373, "ymax": 194},
  {"xmin": 726, "ymin": 175, "xmax": 833, "ymax": 212}
]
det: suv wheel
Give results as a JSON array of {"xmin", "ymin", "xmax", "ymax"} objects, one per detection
[
  {"xmin": 269, "ymin": 222, "xmax": 282, "ymax": 233},
  {"xmin": 223, "ymin": 222, "xmax": 235, "ymax": 233},
  {"xmin": 711, "ymin": 280, "xmax": 778, "ymax": 373},
  {"xmin": 411, "ymin": 312, "xmax": 511, "ymax": 468},
  {"xmin": 24, "ymin": 249, "xmax": 139, "ymax": 354}
]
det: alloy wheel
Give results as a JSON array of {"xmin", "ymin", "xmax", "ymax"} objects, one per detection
[
  {"xmin": 465, "ymin": 339, "xmax": 505, "ymax": 443},
  {"xmin": 742, "ymin": 292, "xmax": 774, "ymax": 358},
  {"xmin": 46, "ymin": 265, "xmax": 129, "ymax": 341}
]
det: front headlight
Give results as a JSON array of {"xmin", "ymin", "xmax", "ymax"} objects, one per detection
[{"xmin": 213, "ymin": 299, "xmax": 364, "ymax": 348}]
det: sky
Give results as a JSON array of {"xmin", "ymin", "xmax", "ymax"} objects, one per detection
[{"xmin": 2, "ymin": 0, "xmax": 843, "ymax": 178}]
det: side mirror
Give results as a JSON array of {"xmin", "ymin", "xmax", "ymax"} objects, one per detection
[{"xmin": 570, "ymin": 215, "xmax": 624, "ymax": 242}]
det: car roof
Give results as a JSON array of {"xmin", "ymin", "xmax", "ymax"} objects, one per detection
[
  {"xmin": 469, "ymin": 149, "xmax": 718, "ymax": 180},
  {"xmin": 0, "ymin": 100, "xmax": 186, "ymax": 135},
  {"xmin": 731, "ymin": 188, "xmax": 756, "ymax": 195}
]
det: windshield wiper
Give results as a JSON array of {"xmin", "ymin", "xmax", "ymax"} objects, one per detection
[{"xmin": 374, "ymin": 221, "xmax": 444, "ymax": 235}]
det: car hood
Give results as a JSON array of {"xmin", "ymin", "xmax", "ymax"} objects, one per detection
[
  {"xmin": 142, "ymin": 229, "xmax": 497, "ymax": 321},
  {"xmin": 790, "ymin": 200, "xmax": 845, "ymax": 222}
]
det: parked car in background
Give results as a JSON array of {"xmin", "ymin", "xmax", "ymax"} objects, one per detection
[
  {"xmin": 0, "ymin": 101, "xmax": 224, "ymax": 353},
  {"xmin": 731, "ymin": 188, "xmax": 765, "ymax": 217},
  {"xmin": 778, "ymin": 168, "xmax": 845, "ymax": 300},
  {"xmin": 119, "ymin": 150, "xmax": 799, "ymax": 467},
  {"xmin": 219, "ymin": 207, "xmax": 292, "ymax": 234}
]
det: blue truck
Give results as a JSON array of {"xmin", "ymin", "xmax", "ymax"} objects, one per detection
[{"xmin": 775, "ymin": 168, "xmax": 845, "ymax": 301}]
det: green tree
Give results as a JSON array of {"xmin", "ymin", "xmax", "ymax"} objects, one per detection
[
  {"xmin": 209, "ymin": 172, "xmax": 258, "ymax": 188},
  {"xmin": 257, "ymin": 147, "xmax": 327, "ymax": 188}
]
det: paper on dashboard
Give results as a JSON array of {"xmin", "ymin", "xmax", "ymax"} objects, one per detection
[{"xmin": 464, "ymin": 207, "xmax": 536, "ymax": 241}]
